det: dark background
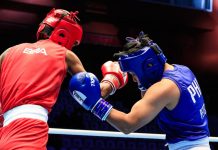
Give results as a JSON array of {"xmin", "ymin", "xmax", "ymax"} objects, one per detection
[{"xmin": 0, "ymin": 0, "xmax": 218, "ymax": 149}]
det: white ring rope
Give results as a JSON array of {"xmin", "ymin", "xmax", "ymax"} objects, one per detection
[{"xmin": 49, "ymin": 128, "xmax": 218, "ymax": 142}]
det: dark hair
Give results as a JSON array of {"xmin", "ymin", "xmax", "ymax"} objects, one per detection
[{"xmin": 114, "ymin": 31, "xmax": 154, "ymax": 58}]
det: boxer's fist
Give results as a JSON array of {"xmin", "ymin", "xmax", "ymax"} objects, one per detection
[
  {"xmin": 69, "ymin": 72, "xmax": 113, "ymax": 121},
  {"xmin": 69, "ymin": 72, "xmax": 101, "ymax": 110},
  {"xmin": 101, "ymin": 61, "xmax": 128, "ymax": 95}
]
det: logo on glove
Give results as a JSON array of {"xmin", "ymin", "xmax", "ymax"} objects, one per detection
[
  {"xmin": 72, "ymin": 90, "xmax": 87, "ymax": 105},
  {"xmin": 89, "ymin": 74, "xmax": 96, "ymax": 87}
]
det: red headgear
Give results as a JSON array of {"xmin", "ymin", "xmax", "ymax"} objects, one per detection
[{"xmin": 37, "ymin": 8, "xmax": 83, "ymax": 50}]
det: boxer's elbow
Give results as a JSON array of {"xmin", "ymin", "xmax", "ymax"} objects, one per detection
[
  {"xmin": 121, "ymin": 128, "xmax": 133, "ymax": 134},
  {"xmin": 120, "ymin": 118, "xmax": 140, "ymax": 134},
  {"xmin": 107, "ymin": 109, "xmax": 148, "ymax": 134}
]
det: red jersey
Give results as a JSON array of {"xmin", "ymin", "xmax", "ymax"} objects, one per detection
[{"xmin": 0, "ymin": 39, "xmax": 67, "ymax": 113}]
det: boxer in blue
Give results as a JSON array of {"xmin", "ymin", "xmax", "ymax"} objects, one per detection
[{"xmin": 69, "ymin": 31, "xmax": 210, "ymax": 150}]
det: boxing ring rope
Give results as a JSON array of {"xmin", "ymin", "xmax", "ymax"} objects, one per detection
[{"xmin": 49, "ymin": 128, "xmax": 218, "ymax": 142}]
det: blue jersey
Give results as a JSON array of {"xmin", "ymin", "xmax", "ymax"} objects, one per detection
[{"xmin": 157, "ymin": 64, "xmax": 210, "ymax": 143}]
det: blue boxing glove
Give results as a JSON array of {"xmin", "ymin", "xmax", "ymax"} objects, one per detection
[{"xmin": 69, "ymin": 72, "xmax": 113, "ymax": 121}]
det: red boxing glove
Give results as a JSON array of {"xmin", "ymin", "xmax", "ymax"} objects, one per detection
[{"xmin": 101, "ymin": 61, "xmax": 128, "ymax": 95}]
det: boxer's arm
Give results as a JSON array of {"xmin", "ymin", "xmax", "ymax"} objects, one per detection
[
  {"xmin": 106, "ymin": 79, "xmax": 179, "ymax": 134},
  {"xmin": 100, "ymin": 81, "xmax": 114, "ymax": 99},
  {"xmin": 65, "ymin": 50, "xmax": 86, "ymax": 75}
]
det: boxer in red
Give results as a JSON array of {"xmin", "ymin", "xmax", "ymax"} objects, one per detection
[
  {"xmin": 0, "ymin": 8, "xmax": 85, "ymax": 150},
  {"xmin": 0, "ymin": 8, "xmax": 128, "ymax": 149}
]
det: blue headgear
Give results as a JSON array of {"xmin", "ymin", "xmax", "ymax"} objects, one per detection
[{"xmin": 115, "ymin": 32, "xmax": 167, "ymax": 91}]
